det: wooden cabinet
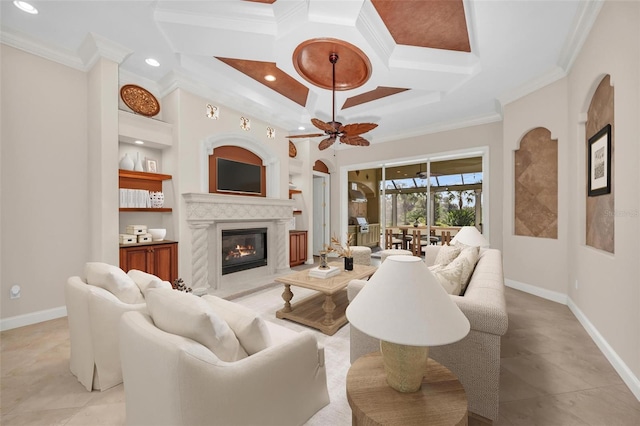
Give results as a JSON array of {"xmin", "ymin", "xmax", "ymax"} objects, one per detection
[
  {"xmin": 120, "ymin": 241, "xmax": 178, "ymax": 283},
  {"xmin": 119, "ymin": 169, "xmax": 172, "ymax": 212},
  {"xmin": 289, "ymin": 230, "xmax": 307, "ymax": 267}
]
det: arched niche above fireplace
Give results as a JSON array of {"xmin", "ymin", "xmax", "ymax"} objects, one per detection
[
  {"xmin": 209, "ymin": 146, "xmax": 266, "ymax": 197},
  {"xmin": 202, "ymin": 134, "xmax": 280, "ymax": 198}
]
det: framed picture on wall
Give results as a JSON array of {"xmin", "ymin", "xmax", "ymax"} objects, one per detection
[{"xmin": 588, "ymin": 124, "xmax": 611, "ymax": 196}]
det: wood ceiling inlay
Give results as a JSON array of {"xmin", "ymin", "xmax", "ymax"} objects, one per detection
[
  {"xmin": 216, "ymin": 57, "xmax": 308, "ymax": 107},
  {"xmin": 371, "ymin": 0, "xmax": 471, "ymax": 52},
  {"xmin": 342, "ymin": 86, "xmax": 409, "ymax": 109},
  {"xmin": 292, "ymin": 38, "xmax": 372, "ymax": 90}
]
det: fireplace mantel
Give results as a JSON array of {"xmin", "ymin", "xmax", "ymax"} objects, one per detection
[{"xmin": 183, "ymin": 193, "xmax": 295, "ymax": 295}]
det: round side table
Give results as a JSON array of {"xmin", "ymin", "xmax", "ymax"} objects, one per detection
[{"xmin": 347, "ymin": 352, "xmax": 468, "ymax": 426}]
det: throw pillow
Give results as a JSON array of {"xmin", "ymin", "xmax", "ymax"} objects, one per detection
[
  {"xmin": 433, "ymin": 245, "xmax": 463, "ymax": 267},
  {"xmin": 449, "ymin": 246, "xmax": 479, "ymax": 295},
  {"xmin": 203, "ymin": 295, "xmax": 272, "ymax": 355},
  {"xmin": 84, "ymin": 262, "xmax": 144, "ymax": 304},
  {"xmin": 142, "ymin": 279, "xmax": 172, "ymax": 297},
  {"xmin": 127, "ymin": 269, "xmax": 170, "ymax": 294},
  {"xmin": 428, "ymin": 264, "xmax": 463, "ymax": 295},
  {"xmin": 146, "ymin": 288, "xmax": 248, "ymax": 362}
]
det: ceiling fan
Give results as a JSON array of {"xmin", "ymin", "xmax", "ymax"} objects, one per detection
[{"xmin": 287, "ymin": 53, "xmax": 378, "ymax": 150}]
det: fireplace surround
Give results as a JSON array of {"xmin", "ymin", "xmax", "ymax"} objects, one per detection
[{"xmin": 183, "ymin": 193, "xmax": 294, "ymax": 297}]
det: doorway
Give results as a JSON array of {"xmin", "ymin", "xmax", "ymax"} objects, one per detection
[{"xmin": 312, "ymin": 172, "xmax": 330, "ymax": 256}]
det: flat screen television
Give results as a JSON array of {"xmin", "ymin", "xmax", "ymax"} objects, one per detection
[{"xmin": 216, "ymin": 158, "xmax": 262, "ymax": 194}]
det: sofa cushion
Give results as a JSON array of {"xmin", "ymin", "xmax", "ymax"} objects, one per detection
[
  {"xmin": 450, "ymin": 246, "xmax": 480, "ymax": 295},
  {"xmin": 433, "ymin": 245, "xmax": 462, "ymax": 266},
  {"xmin": 203, "ymin": 295, "xmax": 272, "ymax": 355},
  {"xmin": 127, "ymin": 269, "xmax": 171, "ymax": 295},
  {"xmin": 146, "ymin": 288, "xmax": 248, "ymax": 362},
  {"xmin": 84, "ymin": 262, "xmax": 144, "ymax": 304},
  {"xmin": 429, "ymin": 264, "xmax": 463, "ymax": 295},
  {"xmin": 142, "ymin": 279, "xmax": 173, "ymax": 297}
]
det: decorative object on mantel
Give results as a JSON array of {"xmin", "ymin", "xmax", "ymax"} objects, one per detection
[
  {"xmin": 134, "ymin": 152, "xmax": 144, "ymax": 172},
  {"xmin": 119, "ymin": 153, "xmax": 134, "ymax": 170},
  {"xmin": 240, "ymin": 116, "xmax": 250, "ymax": 131},
  {"xmin": 267, "ymin": 126, "xmax": 275, "ymax": 139},
  {"xmin": 289, "ymin": 140, "xmax": 297, "ymax": 158},
  {"xmin": 173, "ymin": 278, "xmax": 192, "ymax": 293},
  {"xmin": 206, "ymin": 103, "xmax": 219, "ymax": 119},
  {"xmin": 120, "ymin": 84, "xmax": 160, "ymax": 117},
  {"xmin": 149, "ymin": 192, "xmax": 164, "ymax": 208}
]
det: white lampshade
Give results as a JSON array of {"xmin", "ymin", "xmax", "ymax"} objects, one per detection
[
  {"xmin": 450, "ymin": 226, "xmax": 489, "ymax": 247},
  {"xmin": 346, "ymin": 256, "xmax": 470, "ymax": 347}
]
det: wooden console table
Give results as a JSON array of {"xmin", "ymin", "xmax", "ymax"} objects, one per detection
[{"xmin": 347, "ymin": 352, "xmax": 468, "ymax": 425}]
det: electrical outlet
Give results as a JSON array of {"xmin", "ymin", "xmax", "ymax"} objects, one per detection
[{"xmin": 10, "ymin": 285, "xmax": 21, "ymax": 299}]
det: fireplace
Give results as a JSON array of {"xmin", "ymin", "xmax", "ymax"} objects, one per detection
[{"xmin": 221, "ymin": 228, "xmax": 267, "ymax": 275}]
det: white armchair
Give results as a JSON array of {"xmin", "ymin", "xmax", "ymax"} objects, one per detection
[
  {"xmin": 119, "ymin": 292, "xmax": 330, "ymax": 426},
  {"xmin": 65, "ymin": 263, "xmax": 171, "ymax": 391}
]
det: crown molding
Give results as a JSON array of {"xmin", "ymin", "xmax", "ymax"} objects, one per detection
[
  {"xmin": 557, "ymin": 0, "xmax": 604, "ymax": 72},
  {"xmin": 1, "ymin": 28, "xmax": 85, "ymax": 70},
  {"xmin": 78, "ymin": 33, "xmax": 133, "ymax": 69},
  {"xmin": 497, "ymin": 66, "xmax": 567, "ymax": 109}
]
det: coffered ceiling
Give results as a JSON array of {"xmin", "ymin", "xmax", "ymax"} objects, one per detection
[{"xmin": 0, "ymin": 0, "xmax": 601, "ymax": 145}]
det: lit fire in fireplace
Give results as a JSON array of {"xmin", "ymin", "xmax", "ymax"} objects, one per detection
[{"xmin": 225, "ymin": 244, "xmax": 256, "ymax": 260}]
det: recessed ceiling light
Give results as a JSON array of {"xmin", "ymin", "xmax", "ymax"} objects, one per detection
[
  {"xmin": 145, "ymin": 58, "xmax": 160, "ymax": 67},
  {"xmin": 298, "ymin": 126, "xmax": 305, "ymax": 130},
  {"xmin": 134, "ymin": 140, "xmax": 144, "ymax": 145},
  {"xmin": 13, "ymin": 1, "xmax": 38, "ymax": 14},
  {"xmin": 264, "ymin": 75, "xmax": 276, "ymax": 82}
]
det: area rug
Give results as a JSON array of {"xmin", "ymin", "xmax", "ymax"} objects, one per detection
[{"xmin": 230, "ymin": 284, "xmax": 353, "ymax": 425}]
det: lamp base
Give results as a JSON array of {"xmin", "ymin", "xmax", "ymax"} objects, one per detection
[{"xmin": 380, "ymin": 341, "xmax": 429, "ymax": 392}]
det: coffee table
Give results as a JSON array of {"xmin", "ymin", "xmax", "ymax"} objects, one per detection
[{"xmin": 275, "ymin": 262, "xmax": 377, "ymax": 335}]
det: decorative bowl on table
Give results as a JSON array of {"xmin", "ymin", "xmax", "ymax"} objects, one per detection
[{"xmin": 148, "ymin": 228, "xmax": 166, "ymax": 241}]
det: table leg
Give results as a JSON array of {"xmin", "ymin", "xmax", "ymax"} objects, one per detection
[
  {"xmin": 402, "ymin": 229, "xmax": 408, "ymax": 250},
  {"xmin": 281, "ymin": 284, "xmax": 293, "ymax": 313},
  {"xmin": 322, "ymin": 294, "xmax": 336, "ymax": 326}
]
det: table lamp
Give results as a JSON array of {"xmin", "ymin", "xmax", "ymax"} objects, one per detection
[
  {"xmin": 346, "ymin": 255, "xmax": 470, "ymax": 392},
  {"xmin": 450, "ymin": 226, "xmax": 489, "ymax": 247}
]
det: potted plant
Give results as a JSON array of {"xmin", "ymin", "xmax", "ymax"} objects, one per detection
[{"xmin": 326, "ymin": 233, "xmax": 354, "ymax": 271}]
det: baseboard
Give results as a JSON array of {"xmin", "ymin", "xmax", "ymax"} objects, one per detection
[
  {"xmin": 0, "ymin": 306, "xmax": 67, "ymax": 332},
  {"xmin": 505, "ymin": 278, "xmax": 640, "ymax": 402},
  {"xmin": 567, "ymin": 297, "xmax": 640, "ymax": 401},
  {"xmin": 504, "ymin": 279, "xmax": 568, "ymax": 304}
]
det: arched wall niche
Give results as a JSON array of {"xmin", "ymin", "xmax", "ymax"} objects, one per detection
[
  {"xmin": 514, "ymin": 127, "xmax": 558, "ymax": 238},
  {"xmin": 585, "ymin": 74, "xmax": 614, "ymax": 253},
  {"xmin": 201, "ymin": 133, "xmax": 280, "ymax": 198}
]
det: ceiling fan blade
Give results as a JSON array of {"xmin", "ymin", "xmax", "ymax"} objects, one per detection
[
  {"xmin": 339, "ymin": 122, "xmax": 378, "ymax": 136},
  {"xmin": 341, "ymin": 135, "xmax": 370, "ymax": 147},
  {"xmin": 311, "ymin": 118, "xmax": 334, "ymax": 133},
  {"xmin": 318, "ymin": 136, "xmax": 336, "ymax": 151},
  {"xmin": 286, "ymin": 133, "xmax": 324, "ymax": 138}
]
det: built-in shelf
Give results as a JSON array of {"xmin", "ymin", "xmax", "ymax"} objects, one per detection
[
  {"xmin": 119, "ymin": 170, "xmax": 172, "ymax": 212},
  {"xmin": 293, "ymin": 209, "xmax": 302, "ymax": 215},
  {"xmin": 289, "ymin": 189, "xmax": 302, "ymax": 198}
]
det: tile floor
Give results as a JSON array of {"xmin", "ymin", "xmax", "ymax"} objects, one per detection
[{"xmin": 1, "ymin": 285, "xmax": 639, "ymax": 425}]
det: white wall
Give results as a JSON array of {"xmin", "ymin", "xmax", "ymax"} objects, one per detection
[
  {"xmin": 1, "ymin": 46, "xmax": 90, "ymax": 319},
  {"xmin": 502, "ymin": 78, "xmax": 570, "ymax": 299},
  {"xmin": 567, "ymin": 0, "xmax": 639, "ymax": 390}
]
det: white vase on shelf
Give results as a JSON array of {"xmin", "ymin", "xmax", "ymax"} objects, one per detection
[
  {"xmin": 134, "ymin": 152, "xmax": 144, "ymax": 172},
  {"xmin": 119, "ymin": 153, "xmax": 134, "ymax": 170}
]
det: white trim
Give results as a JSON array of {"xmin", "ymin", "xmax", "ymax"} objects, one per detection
[
  {"xmin": 567, "ymin": 297, "xmax": 640, "ymax": 401},
  {"xmin": 557, "ymin": 0, "xmax": 604, "ymax": 72},
  {"xmin": 504, "ymin": 278, "xmax": 568, "ymax": 305},
  {"xmin": 0, "ymin": 306, "xmax": 67, "ymax": 332},
  {"xmin": 505, "ymin": 279, "xmax": 640, "ymax": 402}
]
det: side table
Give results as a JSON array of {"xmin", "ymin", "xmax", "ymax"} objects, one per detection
[{"xmin": 346, "ymin": 352, "xmax": 468, "ymax": 426}]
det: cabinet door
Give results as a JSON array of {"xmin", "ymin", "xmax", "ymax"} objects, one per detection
[
  {"xmin": 298, "ymin": 231, "xmax": 307, "ymax": 263},
  {"xmin": 152, "ymin": 243, "xmax": 177, "ymax": 282},
  {"xmin": 120, "ymin": 246, "xmax": 151, "ymax": 272},
  {"xmin": 290, "ymin": 233, "xmax": 301, "ymax": 266}
]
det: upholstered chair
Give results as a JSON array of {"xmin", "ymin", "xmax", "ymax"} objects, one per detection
[
  {"xmin": 65, "ymin": 263, "xmax": 171, "ymax": 391},
  {"xmin": 119, "ymin": 290, "xmax": 330, "ymax": 426}
]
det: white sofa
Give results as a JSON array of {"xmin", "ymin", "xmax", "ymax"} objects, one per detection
[
  {"xmin": 119, "ymin": 290, "xmax": 330, "ymax": 426},
  {"xmin": 65, "ymin": 263, "xmax": 171, "ymax": 391},
  {"xmin": 348, "ymin": 245, "xmax": 508, "ymax": 422}
]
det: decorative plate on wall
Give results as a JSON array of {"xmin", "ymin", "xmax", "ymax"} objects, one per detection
[
  {"xmin": 289, "ymin": 140, "xmax": 297, "ymax": 158},
  {"xmin": 120, "ymin": 84, "xmax": 160, "ymax": 117}
]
